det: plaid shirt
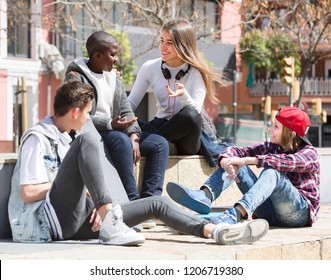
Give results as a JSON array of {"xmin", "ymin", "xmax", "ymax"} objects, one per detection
[{"xmin": 219, "ymin": 141, "xmax": 320, "ymax": 225}]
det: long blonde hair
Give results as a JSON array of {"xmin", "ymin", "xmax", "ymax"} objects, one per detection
[{"xmin": 162, "ymin": 19, "xmax": 222, "ymax": 104}]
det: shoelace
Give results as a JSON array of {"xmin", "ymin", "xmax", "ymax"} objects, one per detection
[
  {"xmin": 112, "ymin": 216, "xmax": 133, "ymax": 233},
  {"xmin": 218, "ymin": 210, "xmax": 236, "ymax": 222}
]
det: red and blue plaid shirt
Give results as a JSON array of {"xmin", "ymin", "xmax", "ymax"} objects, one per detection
[{"xmin": 219, "ymin": 141, "xmax": 320, "ymax": 225}]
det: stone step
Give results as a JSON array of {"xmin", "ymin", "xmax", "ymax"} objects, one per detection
[{"xmin": 135, "ymin": 155, "xmax": 244, "ymax": 207}]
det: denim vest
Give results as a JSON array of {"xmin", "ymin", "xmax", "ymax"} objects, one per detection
[{"xmin": 8, "ymin": 123, "xmax": 62, "ymax": 242}]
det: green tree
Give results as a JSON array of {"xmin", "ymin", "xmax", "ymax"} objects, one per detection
[
  {"xmin": 242, "ymin": 0, "xmax": 331, "ymax": 104},
  {"xmin": 240, "ymin": 29, "xmax": 300, "ymax": 80},
  {"xmin": 240, "ymin": 30, "xmax": 271, "ymax": 77},
  {"xmin": 108, "ymin": 30, "xmax": 135, "ymax": 85}
]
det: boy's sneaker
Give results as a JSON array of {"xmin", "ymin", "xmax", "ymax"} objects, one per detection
[
  {"xmin": 166, "ymin": 182, "xmax": 212, "ymax": 214},
  {"xmin": 212, "ymin": 219, "xmax": 269, "ymax": 245},
  {"xmin": 99, "ymin": 205, "xmax": 145, "ymax": 246}
]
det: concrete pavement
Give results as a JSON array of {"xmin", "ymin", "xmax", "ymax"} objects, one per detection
[{"xmin": 1, "ymin": 204, "xmax": 330, "ymax": 260}]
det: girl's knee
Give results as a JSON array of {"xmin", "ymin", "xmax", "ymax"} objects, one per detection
[
  {"xmin": 180, "ymin": 107, "xmax": 200, "ymax": 123},
  {"xmin": 260, "ymin": 168, "xmax": 280, "ymax": 177}
]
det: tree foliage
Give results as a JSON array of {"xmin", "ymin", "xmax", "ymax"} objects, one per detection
[
  {"xmin": 240, "ymin": 29, "xmax": 300, "ymax": 78},
  {"xmin": 241, "ymin": 0, "xmax": 331, "ymax": 102},
  {"xmin": 40, "ymin": 0, "xmax": 220, "ymax": 58},
  {"xmin": 109, "ymin": 29, "xmax": 135, "ymax": 85},
  {"xmin": 14, "ymin": 0, "xmax": 220, "ymax": 83}
]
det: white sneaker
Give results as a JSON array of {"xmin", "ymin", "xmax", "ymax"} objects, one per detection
[
  {"xmin": 212, "ymin": 219, "xmax": 269, "ymax": 245},
  {"xmin": 99, "ymin": 205, "xmax": 145, "ymax": 246}
]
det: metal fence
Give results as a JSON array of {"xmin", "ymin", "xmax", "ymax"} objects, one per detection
[{"xmin": 250, "ymin": 78, "xmax": 331, "ymax": 97}]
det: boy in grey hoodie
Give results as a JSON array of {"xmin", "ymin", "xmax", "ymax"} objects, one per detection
[{"xmin": 65, "ymin": 31, "xmax": 169, "ymax": 205}]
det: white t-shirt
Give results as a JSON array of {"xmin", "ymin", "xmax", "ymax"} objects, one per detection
[
  {"xmin": 20, "ymin": 135, "xmax": 49, "ymax": 185},
  {"xmin": 128, "ymin": 57, "xmax": 206, "ymax": 120}
]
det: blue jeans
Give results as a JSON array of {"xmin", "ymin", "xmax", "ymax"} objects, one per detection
[
  {"xmin": 100, "ymin": 130, "xmax": 169, "ymax": 200},
  {"xmin": 204, "ymin": 166, "xmax": 310, "ymax": 227}
]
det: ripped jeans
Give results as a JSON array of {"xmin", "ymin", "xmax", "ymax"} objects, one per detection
[{"xmin": 204, "ymin": 166, "xmax": 310, "ymax": 227}]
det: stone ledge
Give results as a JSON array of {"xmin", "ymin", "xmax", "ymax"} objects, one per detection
[
  {"xmin": 0, "ymin": 153, "xmax": 17, "ymax": 164},
  {"xmin": 135, "ymin": 155, "xmax": 244, "ymax": 207}
]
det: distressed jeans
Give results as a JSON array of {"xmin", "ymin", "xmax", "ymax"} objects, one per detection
[{"xmin": 204, "ymin": 166, "xmax": 310, "ymax": 227}]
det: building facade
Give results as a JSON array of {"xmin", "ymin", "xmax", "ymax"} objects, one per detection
[{"xmin": 1, "ymin": 0, "xmax": 330, "ymax": 152}]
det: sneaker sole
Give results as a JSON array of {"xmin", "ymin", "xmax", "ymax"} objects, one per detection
[
  {"xmin": 166, "ymin": 182, "xmax": 211, "ymax": 214},
  {"xmin": 216, "ymin": 219, "xmax": 269, "ymax": 245},
  {"xmin": 99, "ymin": 237, "xmax": 145, "ymax": 246}
]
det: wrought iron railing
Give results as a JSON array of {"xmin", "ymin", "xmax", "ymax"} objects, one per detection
[{"xmin": 249, "ymin": 78, "xmax": 331, "ymax": 97}]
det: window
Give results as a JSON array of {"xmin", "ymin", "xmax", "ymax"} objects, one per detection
[
  {"xmin": 178, "ymin": 0, "xmax": 218, "ymax": 33},
  {"xmin": 7, "ymin": 0, "xmax": 31, "ymax": 58}
]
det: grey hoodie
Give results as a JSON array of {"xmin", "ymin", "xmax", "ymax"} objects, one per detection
[{"xmin": 65, "ymin": 58, "xmax": 141, "ymax": 137}]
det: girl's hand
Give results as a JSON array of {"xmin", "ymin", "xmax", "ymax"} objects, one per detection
[
  {"xmin": 166, "ymin": 83, "xmax": 186, "ymax": 97},
  {"xmin": 221, "ymin": 157, "xmax": 245, "ymax": 169},
  {"xmin": 220, "ymin": 158, "xmax": 241, "ymax": 183}
]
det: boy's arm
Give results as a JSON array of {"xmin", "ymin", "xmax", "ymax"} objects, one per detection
[
  {"xmin": 19, "ymin": 134, "xmax": 52, "ymax": 203},
  {"xmin": 20, "ymin": 182, "xmax": 52, "ymax": 203},
  {"xmin": 220, "ymin": 156, "xmax": 258, "ymax": 168}
]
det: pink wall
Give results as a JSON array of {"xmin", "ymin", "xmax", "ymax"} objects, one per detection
[
  {"xmin": 38, "ymin": 73, "xmax": 62, "ymax": 119},
  {"xmin": 219, "ymin": 1, "xmax": 242, "ymax": 68},
  {"xmin": 37, "ymin": 0, "xmax": 62, "ymax": 119},
  {"xmin": 205, "ymin": 1, "xmax": 243, "ymax": 123}
]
